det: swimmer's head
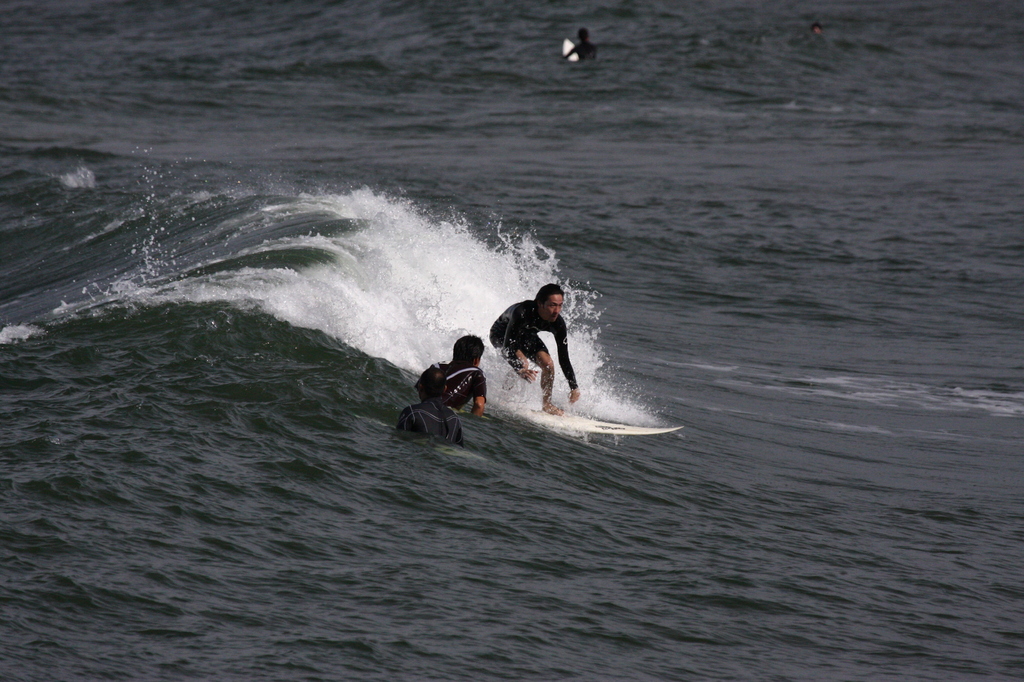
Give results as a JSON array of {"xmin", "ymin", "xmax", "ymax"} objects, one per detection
[
  {"xmin": 452, "ymin": 335, "xmax": 484, "ymax": 362},
  {"xmin": 811, "ymin": 22, "xmax": 823, "ymax": 34},
  {"xmin": 578, "ymin": 28, "xmax": 589, "ymax": 41},
  {"xmin": 416, "ymin": 366, "xmax": 447, "ymax": 398}
]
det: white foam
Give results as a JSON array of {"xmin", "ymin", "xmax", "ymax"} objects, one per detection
[
  {"xmin": 800, "ymin": 419, "xmax": 893, "ymax": 436},
  {"xmin": 74, "ymin": 219, "xmax": 125, "ymax": 248},
  {"xmin": 59, "ymin": 167, "xmax": 96, "ymax": 189},
  {"xmin": 733, "ymin": 373, "xmax": 1024, "ymax": 418},
  {"xmin": 0, "ymin": 324, "xmax": 43, "ymax": 344},
  {"xmin": 110, "ymin": 189, "xmax": 655, "ymax": 425},
  {"xmin": 668, "ymin": 360, "xmax": 739, "ymax": 373}
]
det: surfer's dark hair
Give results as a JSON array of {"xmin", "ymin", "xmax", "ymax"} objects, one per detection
[
  {"xmin": 416, "ymin": 366, "xmax": 447, "ymax": 398},
  {"xmin": 535, "ymin": 283, "xmax": 565, "ymax": 304},
  {"xmin": 578, "ymin": 28, "xmax": 589, "ymax": 41},
  {"xmin": 452, "ymin": 335, "xmax": 484, "ymax": 362}
]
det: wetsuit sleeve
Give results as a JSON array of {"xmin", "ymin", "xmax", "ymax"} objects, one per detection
[
  {"xmin": 396, "ymin": 406, "xmax": 418, "ymax": 432},
  {"xmin": 553, "ymin": 319, "xmax": 578, "ymax": 390},
  {"xmin": 449, "ymin": 414, "xmax": 464, "ymax": 447}
]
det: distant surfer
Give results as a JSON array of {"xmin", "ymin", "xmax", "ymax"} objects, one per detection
[
  {"xmin": 811, "ymin": 22, "xmax": 824, "ymax": 34},
  {"xmin": 397, "ymin": 367, "xmax": 464, "ymax": 446},
  {"xmin": 433, "ymin": 335, "xmax": 487, "ymax": 417},
  {"xmin": 564, "ymin": 28, "xmax": 597, "ymax": 61},
  {"xmin": 490, "ymin": 283, "xmax": 580, "ymax": 415}
]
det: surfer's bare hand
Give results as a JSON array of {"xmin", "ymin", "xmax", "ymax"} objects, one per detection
[
  {"xmin": 519, "ymin": 367, "xmax": 538, "ymax": 382},
  {"xmin": 569, "ymin": 388, "xmax": 580, "ymax": 404}
]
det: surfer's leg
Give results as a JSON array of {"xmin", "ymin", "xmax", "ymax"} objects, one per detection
[{"xmin": 534, "ymin": 350, "xmax": 562, "ymax": 415}]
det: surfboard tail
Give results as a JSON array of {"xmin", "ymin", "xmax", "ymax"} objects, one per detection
[{"xmin": 562, "ymin": 38, "xmax": 579, "ymax": 62}]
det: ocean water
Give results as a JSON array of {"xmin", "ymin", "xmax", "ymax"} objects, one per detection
[{"xmin": 2, "ymin": 1, "xmax": 1023, "ymax": 680}]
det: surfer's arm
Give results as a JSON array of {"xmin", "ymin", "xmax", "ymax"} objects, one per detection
[
  {"xmin": 553, "ymin": 322, "xmax": 579, "ymax": 391},
  {"xmin": 471, "ymin": 371, "xmax": 487, "ymax": 415},
  {"xmin": 514, "ymin": 349, "xmax": 538, "ymax": 382},
  {"xmin": 396, "ymin": 406, "xmax": 423, "ymax": 433}
]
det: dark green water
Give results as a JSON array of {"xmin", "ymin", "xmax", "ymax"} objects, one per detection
[{"xmin": 3, "ymin": 1, "xmax": 1023, "ymax": 679}]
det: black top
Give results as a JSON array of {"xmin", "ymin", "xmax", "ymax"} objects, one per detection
[
  {"xmin": 434, "ymin": 360, "xmax": 487, "ymax": 411},
  {"xmin": 566, "ymin": 40, "xmax": 597, "ymax": 60},
  {"xmin": 489, "ymin": 300, "xmax": 579, "ymax": 390},
  {"xmin": 396, "ymin": 396, "xmax": 464, "ymax": 446}
]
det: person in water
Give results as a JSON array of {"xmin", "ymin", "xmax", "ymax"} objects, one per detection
[
  {"xmin": 490, "ymin": 283, "xmax": 580, "ymax": 415},
  {"xmin": 811, "ymin": 22, "xmax": 824, "ymax": 34},
  {"xmin": 565, "ymin": 28, "xmax": 597, "ymax": 60},
  {"xmin": 397, "ymin": 366, "xmax": 464, "ymax": 446},
  {"xmin": 433, "ymin": 335, "xmax": 487, "ymax": 417}
]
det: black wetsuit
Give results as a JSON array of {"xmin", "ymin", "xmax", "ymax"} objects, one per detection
[
  {"xmin": 489, "ymin": 300, "xmax": 579, "ymax": 390},
  {"xmin": 566, "ymin": 40, "xmax": 597, "ymax": 60},
  {"xmin": 396, "ymin": 396, "xmax": 464, "ymax": 446}
]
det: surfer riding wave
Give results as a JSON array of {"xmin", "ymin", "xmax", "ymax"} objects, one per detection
[{"xmin": 490, "ymin": 283, "xmax": 580, "ymax": 415}]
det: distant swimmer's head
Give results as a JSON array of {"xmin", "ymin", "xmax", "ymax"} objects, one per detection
[
  {"xmin": 416, "ymin": 366, "xmax": 447, "ymax": 399},
  {"xmin": 578, "ymin": 28, "xmax": 590, "ymax": 42},
  {"xmin": 452, "ymin": 335, "xmax": 484, "ymax": 363},
  {"xmin": 811, "ymin": 22, "xmax": 823, "ymax": 34},
  {"xmin": 535, "ymin": 283, "xmax": 565, "ymax": 323}
]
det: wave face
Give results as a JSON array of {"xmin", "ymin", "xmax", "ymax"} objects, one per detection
[
  {"xmin": 3, "ymin": 0, "xmax": 1024, "ymax": 680},
  {"xmin": 1, "ymin": 180, "xmax": 648, "ymax": 422}
]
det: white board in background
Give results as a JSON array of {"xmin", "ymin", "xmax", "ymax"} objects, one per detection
[
  {"xmin": 563, "ymin": 38, "xmax": 579, "ymax": 62},
  {"xmin": 526, "ymin": 410, "xmax": 683, "ymax": 436}
]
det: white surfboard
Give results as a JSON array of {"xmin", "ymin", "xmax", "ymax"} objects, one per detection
[
  {"xmin": 526, "ymin": 410, "xmax": 682, "ymax": 436},
  {"xmin": 563, "ymin": 38, "xmax": 579, "ymax": 62}
]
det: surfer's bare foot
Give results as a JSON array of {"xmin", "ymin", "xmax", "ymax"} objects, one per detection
[{"xmin": 542, "ymin": 403, "xmax": 564, "ymax": 416}]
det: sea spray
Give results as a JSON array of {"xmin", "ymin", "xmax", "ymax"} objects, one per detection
[
  {"xmin": 81, "ymin": 188, "xmax": 655, "ymax": 424},
  {"xmin": 58, "ymin": 166, "xmax": 96, "ymax": 189}
]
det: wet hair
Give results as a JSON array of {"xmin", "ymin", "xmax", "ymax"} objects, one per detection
[
  {"xmin": 535, "ymin": 283, "xmax": 565, "ymax": 304},
  {"xmin": 452, "ymin": 335, "xmax": 484, "ymax": 362},
  {"xmin": 416, "ymin": 366, "xmax": 447, "ymax": 398},
  {"xmin": 578, "ymin": 28, "xmax": 589, "ymax": 41}
]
